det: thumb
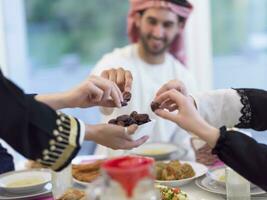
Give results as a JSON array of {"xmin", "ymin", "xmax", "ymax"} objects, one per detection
[
  {"xmin": 155, "ymin": 109, "xmax": 178, "ymax": 123},
  {"xmin": 126, "ymin": 124, "xmax": 138, "ymax": 135}
]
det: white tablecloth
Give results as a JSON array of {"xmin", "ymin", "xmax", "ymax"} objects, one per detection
[{"xmin": 181, "ymin": 181, "xmax": 225, "ymax": 200}]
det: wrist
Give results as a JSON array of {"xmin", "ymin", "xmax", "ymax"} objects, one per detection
[
  {"xmin": 60, "ymin": 91, "xmax": 76, "ymax": 108},
  {"xmin": 84, "ymin": 124, "xmax": 98, "ymax": 141},
  {"xmin": 198, "ymin": 123, "xmax": 220, "ymax": 148}
]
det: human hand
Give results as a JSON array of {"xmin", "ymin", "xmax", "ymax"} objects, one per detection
[
  {"xmin": 152, "ymin": 80, "xmax": 189, "ymax": 112},
  {"xmin": 85, "ymin": 124, "xmax": 149, "ymax": 150},
  {"xmin": 64, "ymin": 75, "xmax": 124, "ymax": 108},
  {"xmin": 101, "ymin": 67, "xmax": 133, "ymax": 92},
  {"xmin": 153, "ymin": 90, "xmax": 219, "ymax": 148}
]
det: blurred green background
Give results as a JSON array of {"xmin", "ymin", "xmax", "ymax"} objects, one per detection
[
  {"xmin": 25, "ymin": 0, "xmax": 267, "ymax": 68},
  {"xmin": 25, "ymin": 0, "xmax": 129, "ymax": 68}
]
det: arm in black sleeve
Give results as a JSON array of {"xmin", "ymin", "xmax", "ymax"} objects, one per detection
[
  {"xmin": 0, "ymin": 71, "xmax": 82, "ymax": 171},
  {"xmin": 212, "ymin": 127, "xmax": 267, "ymax": 191}
]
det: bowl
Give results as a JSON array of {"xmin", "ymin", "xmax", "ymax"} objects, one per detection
[
  {"xmin": 131, "ymin": 142, "xmax": 179, "ymax": 160},
  {"xmin": 130, "ymin": 119, "xmax": 156, "ymax": 141},
  {"xmin": 0, "ymin": 169, "xmax": 51, "ymax": 194}
]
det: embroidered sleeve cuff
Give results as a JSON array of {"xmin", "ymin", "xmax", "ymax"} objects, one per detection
[{"xmin": 36, "ymin": 112, "xmax": 81, "ymax": 171}]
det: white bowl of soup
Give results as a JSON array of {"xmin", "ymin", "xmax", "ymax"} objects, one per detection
[
  {"xmin": 131, "ymin": 142, "xmax": 179, "ymax": 160},
  {"xmin": 0, "ymin": 169, "xmax": 51, "ymax": 194}
]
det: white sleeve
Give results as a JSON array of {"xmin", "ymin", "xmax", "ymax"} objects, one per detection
[
  {"xmin": 78, "ymin": 119, "xmax": 85, "ymax": 145},
  {"xmin": 193, "ymin": 89, "xmax": 243, "ymax": 128}
]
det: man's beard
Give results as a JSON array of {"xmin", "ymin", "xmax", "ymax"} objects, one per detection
[{"xmin": 139, "ymin": 33, "xmax": 174, "ymax": 56}]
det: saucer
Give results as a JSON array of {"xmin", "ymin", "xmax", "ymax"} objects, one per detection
[{"xmin": 195, "ymin": 176, "xmax": 266, "ymax": 196}]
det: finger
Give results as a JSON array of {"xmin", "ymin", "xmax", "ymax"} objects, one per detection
[
  {"xmin": 156, "ymin": 80, "xmax": 187, "ymax": 97},
  {"xmin": 160, "ymin": 99, "xmax": 179, "ymax": 112},
  {"xmin": 154, "ymin": 90, "xmax": 184, "ymax": 106},
  {"xmin": 154, "ymin": 109, "xmax": 178, "ymax": 123},
  {"xmin": 110, "ymin": 86, "xmax": 122, "ymax": 107},
  {"xmin": 108, "ymin": 69, "xmax": 117, "ymax": 82},
  {"xmin": 125, "ymin": 124, "xmax": 138, "ymax": 135},
  {"xmin": 160, "ymin": 98, "xmax": 173, "ymax": 109},
  {"xmin": 116, "ymin": 68, "xmax": 125, "ymax": 92},
  {"xmin": 87, "ymin": 82, "xmax": 104, "ymax": 103},
  {"xmin": 123, "ymin": 136, "xmax": 149, "ymax": 149},
  {"xmin": 167, "ymin": 104, "xmax": 178, "ymax": 112},
  {"xmin": 89, "ymin": 76, "xmax": 112, "ymax": 101},
  {"xmin": 113, "ymin": 82, "xmax": 123, "ymax": 102},
  {"xmin": 98, "ymin": 99, "xmax": 117, "ymax": 107},
  {"xmin": 124, "ymin": 70, "xmax": 133, "ymax": 92},
  {"xmin": 100, "ymin": 70, "xmax": 109, "ymax": 79}
]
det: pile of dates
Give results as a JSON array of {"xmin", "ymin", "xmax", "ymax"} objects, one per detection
[{"xmin": 108, "ymin": 111, "xmax": 151, "ymax": 127}]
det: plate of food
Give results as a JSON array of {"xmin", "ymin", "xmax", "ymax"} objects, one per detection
[
  {"xmin": 131, "ymin": 143, "xmax": 182, "ymax": 160},
  {"xmin": 57, "ymin": 188, "xmax": 85, "ymax": 200},
  {"xmin": 0, "ymin": 169, "xmax": 51, "ymax": 195},
  {"xmin": 156, "ymin": 184, "xmax": 189, "ymax": 200},
  {"xmin": 72, "ymin": 155, "xmax": 106, "ymax": 186},
  {"xmin": 155, "ymin": 160, "xmax": 208, "ymax": 187}
]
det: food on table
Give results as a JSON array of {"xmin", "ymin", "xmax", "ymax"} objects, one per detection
[
  {"xmin": 72, "ymin": 160, "xmax": 104, "ymax": 183},
  {"xmin": 121, "ymin": 91, "xmax": 132, "ymax": 106},
  {"xmin": 108, "ymin": 111, "xmax": 151, "ymax": 127},
  {"xmin": 57, "ymin": 188, "xmax": 85, "ymax": 200},
  {"xmin": 141, "ymin": 149, "xmax": 169, "ymax": 155},
  {"xmin": 156, "ymin": 160, "xmax": 195, "ymax": 181},
  {"xmin": 157, "ymin": 185, "xmax": 189, "ymax": 200},
  {"xmin": 151, "ymin": 101, "xmax": 160, "ymax": 112}
]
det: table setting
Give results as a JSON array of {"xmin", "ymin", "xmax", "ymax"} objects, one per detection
[{"xmin": 0, "ymin": 149, "xmax": 266, "ymax": 200}]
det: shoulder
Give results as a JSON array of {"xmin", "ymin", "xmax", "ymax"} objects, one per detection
[{"xmin": 99, "ymin": 44, "xmax": 134, "ymax": 63}]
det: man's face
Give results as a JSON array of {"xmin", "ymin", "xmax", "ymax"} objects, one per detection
[{"xmin": 136, "ymin": 7, "xmax": 181, "ymax": 55}]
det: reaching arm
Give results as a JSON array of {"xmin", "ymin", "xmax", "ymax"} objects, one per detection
[{"xmin": 153, "ymin": 86, "xmax": 267, "ymax": 191}]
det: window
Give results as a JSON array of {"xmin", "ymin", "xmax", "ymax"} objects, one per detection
[
  {"xmin": 211, "ymin": 0, "xmax": 267, "ymax": 89},
  {"xmin": 211, "ymin": 0, "xmax": 267, "ymax": 143},
  {"xmin": 25, "ymin": 0, "xmax": 129, "ymax": 69}
]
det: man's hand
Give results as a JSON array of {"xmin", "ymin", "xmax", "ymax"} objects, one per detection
[{"xmin": 101, "ymin": 67, "xmax": 133, "ymax": 92}]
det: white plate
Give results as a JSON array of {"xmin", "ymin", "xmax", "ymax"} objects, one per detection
[
  {"xmin": 131, "ymin": 142, "xmax": 182, "ymax": 160},
  {"xmin": 155, "ymin": 161, "xmax": 208, "ymax": 187},
  {"xmin": 72, "ymin": 155, "xmax": 106, "ymax": 165},
  {"xmin": 72, "ymin": 155, "xmax": 105, "ymax": 186},
  {"xmin": 0, "ymin": 183, "xmax": 52, "ymax": 200},
  {"xmin": 0, "ymin": 169, "xmax": 51, "ymax": 194},
  {"xmin": 207, "ymin": 166, "xmax": 256, "ymax": 189},
  {"xmin": 130, "ymin": 119, "xmax": 156, "ymax": 140},
  {"xmin": 195, "ymin": 176, "xmax": 266, "ymax": 196}
]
